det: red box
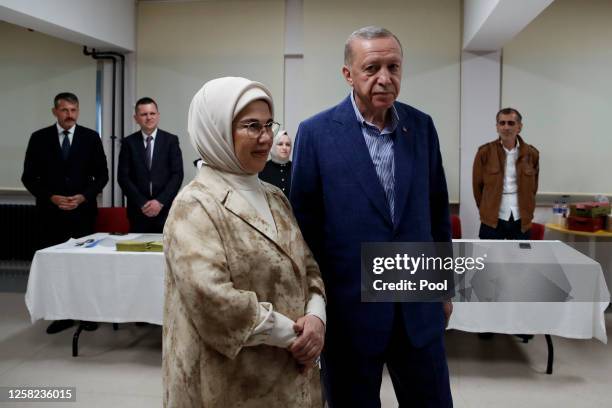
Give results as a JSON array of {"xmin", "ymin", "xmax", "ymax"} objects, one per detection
[
  {"xmin": 567, "ymin": 215, "xmax": 604, "ymax": 232},
  {"xmin": 569, "ymin": 202, "xmax": 611, "ymax": 218}
]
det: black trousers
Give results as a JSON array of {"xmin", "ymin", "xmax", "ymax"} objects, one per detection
[
  {"xmin": 479, "ymin": 214, "xmax": 530, "ymax": 240},
  {"xmin": 38, "ymin": 207, "xmax": 95, "ymax": 249},
  {"xmin": 128, "ymin": 209, "xmax": 168, "ymax": 233},
  {"xmin": 322, "ymin": 305, "xmax": 453, "ymax": 408}
]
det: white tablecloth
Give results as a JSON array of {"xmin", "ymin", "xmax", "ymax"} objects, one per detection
[
  {"xmin": 448, "ymin": 302, "xmax": 608, "ymax": 343},
  {"xmin": 25, "ymin": 235, "xmax": 609, "ymax": 343},
  {"xmin": 447, "ymin": 240, "xmax": 610, "ymax": 343},
  {"xmin": 545, "ymin": 226, "xmax": 612, "ymax": 299},
  {"xmin": 25, "ymin": 233, "xmax": 165, "ymax": 325}
]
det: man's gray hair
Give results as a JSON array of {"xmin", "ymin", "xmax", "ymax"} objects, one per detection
[
  {"xmin": 54, "ymin": 92, "xmax": 79, "ymax": 108},
  {"xmin": 344, "ymin": 26, "xmax": 403, "ymax": 66}
]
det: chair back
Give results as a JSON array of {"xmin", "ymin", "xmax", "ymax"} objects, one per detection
[
  {"xmin": 95, "ymin": 207, "xmax": 130, "ymax": 233},
  {"xmin": 451, "ymin": 214, "xmax": 462, "ymax": 239},
  {"xmin": 530, "ymin": 222, "xmax": 545, "ymax": 240}
]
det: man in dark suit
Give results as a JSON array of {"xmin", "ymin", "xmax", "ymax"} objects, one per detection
[
  {"xmin": 22, "ymin": 92, "xmax": 109, "ymax": 334},
  {"xmin": 118, "ymin": 97, "xmax": 183, "ymax": 233},
  {"xmin": 290, "ymin": 26, "xmax": 453, "ymax": 407}
]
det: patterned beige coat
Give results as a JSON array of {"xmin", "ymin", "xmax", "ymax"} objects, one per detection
[{"xmin": 163, "ymin": 165, "xmax": 325, "ymax": 407}]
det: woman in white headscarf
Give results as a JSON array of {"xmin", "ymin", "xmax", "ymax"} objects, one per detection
[
  {"xmin": 162, "ymin": 77, "xmax": 326, "ymax": 408},
  {"xmin": 259, "ymin": 129, "xmax": 292, "ymax": 196}
]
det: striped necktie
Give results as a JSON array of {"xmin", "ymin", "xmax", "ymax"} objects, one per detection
[{"xmin": 145, "ymin": 135, "xmax": 153, "ymax": 169}]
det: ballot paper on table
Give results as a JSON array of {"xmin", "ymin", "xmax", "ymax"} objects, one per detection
[
  {"xmin": 116, "ymin": 239, "xmax": 163, "ymax": 252},
  {"xmin": 49, "ymin": 233, "xmax": 163, "ymax": 251}
]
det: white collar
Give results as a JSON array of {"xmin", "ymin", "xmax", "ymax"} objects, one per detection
[
  {"xmin": 141, "ymin": 128, "xmax": 158, "ymax": 140},
  {"xmin": 501, "ymin": 138, "xmax": 520, "ymax": 154},
  {"xmin": 56, "ymin": 123, "xmax": 76, "ymax": 135}
]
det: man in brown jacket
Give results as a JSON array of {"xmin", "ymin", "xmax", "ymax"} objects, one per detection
[{"xmin": 473, "ymin": 108, "xmax": 539, "ymax": 240}]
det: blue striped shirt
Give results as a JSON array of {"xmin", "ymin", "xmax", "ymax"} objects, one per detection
[{"xmin": 350, "ymin": 92, "xmax": 399, "ymax": 220}]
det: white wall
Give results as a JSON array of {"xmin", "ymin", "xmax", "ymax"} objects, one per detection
[
  {"xmin": 463, "ymin": 0, "xmax": 554, "ymax": 51},
  {"xmin": 136, "ymin": 0, "xmax": 285, "ymax": 181},
  {"xmin": 463, "ymin": 0, "xmax": 501, "ymax": 49},
  {"xmin": 502, "ymin": 0, "xmax": 612, "ymax": 196},
  {"xmin": 460, "ymin": 51, "xmax": 502, "ymax": 239},
  {"xmin": 0, "ymin": 21, "xmax": 97, "ymax": 190},
  {"xmin": 0, "ymin": 0, "xmax": 136, "ymax": 51},
  {"xmin": 7, "ymin": 0, "xmax": 611, "ymax": 204},
  {"xmin": 283, "ymin": 0, "xmax": 304, "ymax": 141},
  {"xmin": 302, "ymin": 0, "xmax": 462, "ymax": 201}
]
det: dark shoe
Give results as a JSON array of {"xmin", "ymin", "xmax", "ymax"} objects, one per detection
[
  {"xmin": 478, "ymin": 332, "xmax": 495, "ymax": 339},
  {"xmin": 46, "ymin": 319, "xmax": 74, "ymax": 334},
  {"xmin": 135, "ymin": 322, "xmax": 148, "ymax": 326},
  {"xmin": 81, "ymin": 321, "xmax": 99, "ymax": 331},
  {"xmin": 516, "ymin": 334, "xmax": 534, "ymax": 343}
]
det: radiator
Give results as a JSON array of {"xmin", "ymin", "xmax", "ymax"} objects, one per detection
[{"xmin": 0, "ymin": 204, "xmax": 38, "ymax": 261}]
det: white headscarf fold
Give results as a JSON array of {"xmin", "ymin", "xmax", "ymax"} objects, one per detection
[{"xmin": 188, "ymin": 77, "xmax": 274, "ymax": 174}]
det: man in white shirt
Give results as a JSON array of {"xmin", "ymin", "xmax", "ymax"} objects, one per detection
[{"xmin": 473, "ymin": 108, "xmax": 540, "ymax": 240}]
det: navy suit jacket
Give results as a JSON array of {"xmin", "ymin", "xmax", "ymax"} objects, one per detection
[
  {"xmin": 290, "ymin": 96, "xmax": 451, "ymax": 351},
  {"xmin": 117, "ymin": 129, "xmax": 184, "ymax": 223}
]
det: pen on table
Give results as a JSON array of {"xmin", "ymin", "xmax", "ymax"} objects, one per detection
[
  {"xmin": 74, "ymin": 238, "xmax": 94, "ymax": 247},
  {"xmin": 84, "ymin": 238, "xmax": 104, "ymax": 248}
]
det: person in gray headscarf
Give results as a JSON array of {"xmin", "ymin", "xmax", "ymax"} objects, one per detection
[
  {"xmin": 259, "ymin": 129, "xmax": 292, "ymax": 196},
  {"xmin": 162, "ymin": 77, "xmax": 326, "ymax": 408}
]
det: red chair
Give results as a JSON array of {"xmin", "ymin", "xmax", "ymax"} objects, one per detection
[
  {"xmin": 530, "ymin": 222, "xmax": 544, "ymax": 240},
  {"xmin": 95, "ymin": 207, "xmax": 130, "ymax": 233},
  {"xmin": 450, "ymin": 214, "xmax": 462, "ymax": 239}
]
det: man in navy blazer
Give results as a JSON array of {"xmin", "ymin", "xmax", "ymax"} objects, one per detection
[
  {"xmin": 290, "ymin": 27, "xmax": 453, "ymax": 407},
  {"xmin": 22, "ymin": 92, "xmax": 109, "ymax": 334},
  {"xmin": 118, "ymin": 97, "xmax": 183, "ymax": 233}
]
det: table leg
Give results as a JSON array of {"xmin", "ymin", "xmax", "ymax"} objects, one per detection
[
  {"xmin": 588, "ymin": 237, "xmax": 596, "ymax": 260},
  {"xmin": 545, "ymin": 334, "xmax": 554, "ymax": 374},
  {"xmin": 72, "ymin": 324, "xmax": 84, "ymax": 357}
]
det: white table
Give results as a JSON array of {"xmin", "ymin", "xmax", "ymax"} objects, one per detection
[
  {"xmin": 26, "ymin": 235, "xmax": 609, "ymax": 364},
  {"xmin": 545, "ymin": 223, "xmax": 612, "ymax": 297},
  {"xmin": 26, "ymin": 233, "xmax": 165, "ymax": 326},
  {"xmin": 447, "ymin": 239, "xmax": 609, "ymax": 343},
  {"xmin": 447, "ymin": 239, "xmax": 610, "ymax": 374}
]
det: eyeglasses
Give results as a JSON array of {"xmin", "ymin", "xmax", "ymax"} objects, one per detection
[
  {"xmin": 497, "ymin": 120, "xmax": 517, "ymax": 126},
  {"xmin": 240, "ymin": 121, "xmax": 281, "ymax": 139}
]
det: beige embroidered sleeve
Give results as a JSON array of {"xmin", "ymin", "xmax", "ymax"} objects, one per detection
[{"xmin": 164, "ymin": 196, "xmax": 260, "ymax": 359}]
